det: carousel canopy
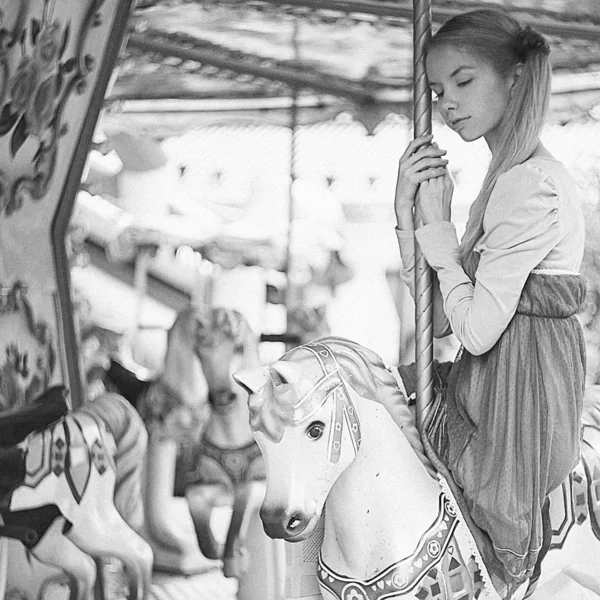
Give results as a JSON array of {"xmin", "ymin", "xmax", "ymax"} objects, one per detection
[{"xmin": 104, "ymin": 0, "xmax": 600, "ymax": 134}]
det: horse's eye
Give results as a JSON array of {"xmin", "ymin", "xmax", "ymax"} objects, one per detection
[{"xmin": 306, "ymin": 421, "xmax": 324, "ymax": 440}]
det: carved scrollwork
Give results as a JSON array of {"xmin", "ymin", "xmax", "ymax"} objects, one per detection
[
  {"xmin": 0, "ymin": 281, "xmax": 56, "ymax": 411},
  {"xmin": 0, "ymin": 0, "xmax": 105, "ymax": 218}
]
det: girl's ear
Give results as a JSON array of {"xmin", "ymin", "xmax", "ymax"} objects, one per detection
[{"xmin": 510, "ymin": 63, "xmax": 524, "ymax": 93}]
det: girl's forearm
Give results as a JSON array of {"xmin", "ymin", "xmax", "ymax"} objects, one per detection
[{"xmin": 395, "ymin": 206, "xmax": 415, "ymax": 231}]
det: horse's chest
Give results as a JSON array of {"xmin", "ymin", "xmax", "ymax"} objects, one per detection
[
  {"xmin": 186, "ymin": 438, "xmax": 264, "ymax": 489},
  {"xmin": 318, "ymin": 495, "xmax": 485, "ymax": 600}
]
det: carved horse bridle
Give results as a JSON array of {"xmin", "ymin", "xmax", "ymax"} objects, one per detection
[{"xmin": 293, "ymin": 342, "xmax": 362, "ymax": 464}]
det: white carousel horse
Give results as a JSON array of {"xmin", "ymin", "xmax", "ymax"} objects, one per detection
[
  {"xmin": 95, "ymin": 305, "xmax": 272, "ymax": 579},
  {"xmin": 133, "ymin": 305, "xmax": 214, "ymax": 574},
  {"xmin": 234, "ymin": 336, "xmax": 600, "ymax": 600},
  {"xmin": 0, "ymin": 386, "xmax": 153, "ymax": 600},
  {"xmin": 181, "ymin": 306, "xmax": 284, "ymax": 600},
  {"xmin": 121, "ymin": 304, "xmax": 284, "ymax": 596}
]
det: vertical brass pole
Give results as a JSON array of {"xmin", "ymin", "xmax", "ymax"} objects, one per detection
[
  {"xmin": 413, "ymin": 0, "xmax": 434, "ymax": 431},
  {"xmin": 285, "ymin": 21, "xmax": 301, "ymax": 350},
  {"xmin": 285, "ymin": 90, "xmax": 299, "ymax": 350}
]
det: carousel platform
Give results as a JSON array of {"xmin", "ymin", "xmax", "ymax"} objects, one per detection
[
  {"xmin": 148, "ymin": 570, "xmax": 237, "ymax": 600},
  {"xmin": 105, "ymin": 562, "xmax": 238, "ymax": 600}
]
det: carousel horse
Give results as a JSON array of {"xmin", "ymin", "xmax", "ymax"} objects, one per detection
[
  {"xmin": 108, "ymin": 302, "xmax": 284, "ymax": 594},
  {"xmin": 130, "ymin": 305, "xmax": 213, "ymax": 574},
  {"xmin": 94, "ymin": 305, "xmax": 274, "ymax": 582},
  {"xmin": 0, "ymin": 386, "xmax": 153, "ymax": 600},
  {"xmin": 234, "ymin": 337, "xmax": 600, "ymax": 600},
  {"xmin": 103, "ymin": 304, "xmax": 284, "ymax": 593},
  {"xmin": 181, "ymin": 306, "xmax": 283, "ymax": 598}
]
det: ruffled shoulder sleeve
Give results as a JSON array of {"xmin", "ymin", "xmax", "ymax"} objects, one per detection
[
  {"xmin": 416, "ymin": 161, "xmax": 561, "ymax": 355},
  {"xmin": 478, "ymin": 162, "xmax": 560, "ymax": 256}
]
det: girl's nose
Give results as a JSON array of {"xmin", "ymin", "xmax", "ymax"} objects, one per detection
[{"xmin": 440, "ymin": 96, "xmax": 458, "ymax": 112}]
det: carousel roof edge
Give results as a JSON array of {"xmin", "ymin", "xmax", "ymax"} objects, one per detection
[
  {"xmin": 125, "ymin": 31, "xmax": 381, "ymax": 103},
  {"xmin": 135, "ymin": 0, "xmax": 600, "ymax": 38},
  {"xmin": 120, "ymin": 28, "xmax": 600, "ymax": 102}
]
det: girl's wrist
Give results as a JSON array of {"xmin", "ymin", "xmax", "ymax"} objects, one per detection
[{"xmin": 395, "ymin": 206, "xmax": 415, "ymax": 231}]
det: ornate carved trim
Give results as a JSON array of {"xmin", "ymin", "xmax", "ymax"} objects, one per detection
[
  {"xmin": 0, "ymin": 1, "xmax": 106, "ymax": 218},
  {"xmin": 0, "ymin": 282, "xmax": 57, "ymax": 411}
]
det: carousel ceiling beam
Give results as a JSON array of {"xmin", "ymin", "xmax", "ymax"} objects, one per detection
[
  {"xmin": 217, "ymin": 0, "xmax": 600, "ymax": 41},
  {"xmin": 85, "ymin": 240, "xmax": 191, "ymax": 311},
  {"xmin": 127, "ymin": 31, "xmax": 378, "ymax": 103}
]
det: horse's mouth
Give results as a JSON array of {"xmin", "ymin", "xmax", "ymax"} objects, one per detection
[
  {"xmin": 208, "ymin": 390, "xmax": 237, "ymax": 410},
  {"xmin": 263, "ymin": 511, "xmax": 320, "ymax": 542},
  {"xmin": 282, "ymin": 514, "xmax": 321, "ymax": 542}
]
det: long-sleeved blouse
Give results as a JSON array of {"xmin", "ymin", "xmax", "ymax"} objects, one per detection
[{"xmin": 396, "ymin": 156, "xmax": 585, "ymax": 356}]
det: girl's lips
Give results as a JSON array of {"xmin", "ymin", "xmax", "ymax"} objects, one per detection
[{"xmin": 451, "ymin": 117, "xmax": 470, "ymax": 129}]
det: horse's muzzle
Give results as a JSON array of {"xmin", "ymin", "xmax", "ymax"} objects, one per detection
[
  {"xmin": 208, "ymin": 389, "xmax": 237, "ymax": 411},
  {"xmin": 260, "ymin": 504, "xmax": 310, "ymax": 539}
]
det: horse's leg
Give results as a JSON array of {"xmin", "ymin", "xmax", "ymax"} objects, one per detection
[
  {"xmin": 562, "ymin": 567, "xmax": 600, "ymax": 595},
  {"xmin": 186, "ymin": 482, "xmax": 233, "ymax": 560},
  {"xmin": 0, "ymin": 538, "xmax": 8, "ymax": 600},
  {"xmin": 236, "ymin": 483, "xmax": 286, "ymax": 600},
  {"xmin": 67, "ymin": 505, "xmax": 153, "ymax": 600},
  {"xmin": 222, "ymin": 481, "xmax": 266, "ymax": 578},
  {"xmin": 143, "ymin": 433, "xmax": 211, "ymax": 572},
  {"xmin": 530, "ymin": 572, "xmax": 600, "ymax": 600},
  {"xmin": 31, "ymin": 518, "xmax": 96, "ymax": 600}
]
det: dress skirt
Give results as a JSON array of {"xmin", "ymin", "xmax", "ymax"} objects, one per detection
[{"xmin": 426, "ymin": 271, "xmax": 587, "ymax": 596}]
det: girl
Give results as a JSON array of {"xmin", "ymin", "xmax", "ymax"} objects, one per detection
[{"xmin": 394, "ymin": 9, "xmax": 586, "ymax": 599}]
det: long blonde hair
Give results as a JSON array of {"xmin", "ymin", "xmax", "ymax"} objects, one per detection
[{"xmin": 427, "ymin": 10, "xmax": 551, "ymax": 280}]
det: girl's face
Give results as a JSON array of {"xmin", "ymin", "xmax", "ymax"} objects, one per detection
[{"xmin": 426, "ymin": 46, "xmax": 515, "ymax": 153}]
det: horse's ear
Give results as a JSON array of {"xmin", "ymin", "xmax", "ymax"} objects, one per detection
[
  {"xmin": 269, "ymin": 361, "xmax": 305, "ymax": 387},
  {"xmin": 233, "ymin": 366, "xmax": 270, "ymax": 395}
]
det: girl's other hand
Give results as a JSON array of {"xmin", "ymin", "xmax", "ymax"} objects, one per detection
[
  {"xmin": 418, "ymin": 170, "xmax": 454, "ymax": 225},
  {"xmin": 395, "ymin": 134, "xmax": 448, "ymax": 222}
]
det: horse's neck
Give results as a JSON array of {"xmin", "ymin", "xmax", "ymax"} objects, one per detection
[
  {"xmin": 203, "ymin": 393, "xmax": 254, "ymax": 448},
  {"xmin": 161, "ymin": 346, "xmax": 206, "ymax": 402},
  {"xmin": 322, "ymin": 401, "xmax": 442, "ymax": 580}
]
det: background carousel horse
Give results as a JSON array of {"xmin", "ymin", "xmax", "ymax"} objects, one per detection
[
  {"xmin": 0, "ymin": 386, "xmax": 153, "ymax": 600},
  {"xmin": 180, "ymin": 306, "xmax": 284, "ymax": 600},
  {"xmin": 126, "ymin": 305, "xmax": 214, "ymax": 574},
  {"xmin": 235, "ymin": 336, "xmax": 600, "ymax": 600},
  {"xmin": 103, "ymin": 302, "xmax": 284, "ymax": 595}
]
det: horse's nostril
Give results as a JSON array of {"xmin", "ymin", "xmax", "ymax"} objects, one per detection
[{"xmin": 287, "ymin": 514, "xmax": 302, "ymax": 530}]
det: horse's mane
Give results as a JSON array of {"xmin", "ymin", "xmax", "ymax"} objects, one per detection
[
  {"xmin": 79, "ymin": 393, "xmax": 148, "ymax": 532},
  {"xmin": 253, "ymin": 336, "xmax": 432, "ymax": 473}
]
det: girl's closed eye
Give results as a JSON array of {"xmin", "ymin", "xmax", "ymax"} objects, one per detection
[{"xmin": 457, "ymin": 79, "xmax": 472, "ymax": 87}]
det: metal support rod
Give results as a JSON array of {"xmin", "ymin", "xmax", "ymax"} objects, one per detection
[
  {"xmin": 285, "ymin": 22, "xmax": 301, "ymax": 350},
  {"xmin": 412, "ymin": 0, "xmax": 434, "ymax": 432},
  {"xmin": 285, "ymin": 90, "xmax": 299, "ymax": 350}
]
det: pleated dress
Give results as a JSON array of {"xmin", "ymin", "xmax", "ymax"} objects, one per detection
[{"xmin": 396, "ymin": 156, "xmax": 587, "ymax": 597}]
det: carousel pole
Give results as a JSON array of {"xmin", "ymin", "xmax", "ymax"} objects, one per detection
[
  {"xmin": 285, "ymin": 91, "xmax": 299, "ymax": 350},
  {"xmin": 285, "ymin": 22, "xmax": 301, "ymax": 350},
  {"xmin": 412, "ymin": 0, "xmax": 435, "ymax": 431}
]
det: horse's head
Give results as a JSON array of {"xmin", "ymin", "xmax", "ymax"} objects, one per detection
[
  {"xmin": 234, "ymin": 336, "xmax": 403, "ymax": 542},
  {"xmin": 192, "ymin": 306, "xmax": 259, "ymax": 412}
]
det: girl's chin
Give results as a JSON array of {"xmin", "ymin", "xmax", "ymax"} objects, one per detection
[{"xmin": 456, "ymin": 130, "xmax": 484, "ymax": 143}]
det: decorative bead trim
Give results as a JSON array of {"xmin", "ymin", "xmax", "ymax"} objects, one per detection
[{"xmin": 530, "ymin": 268, "xmax": 579, "ymax": 275}]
